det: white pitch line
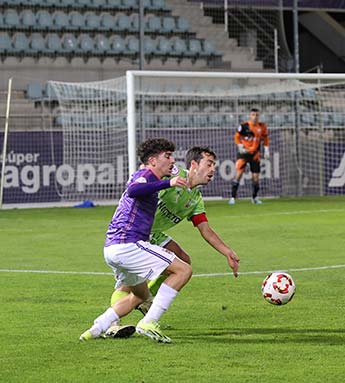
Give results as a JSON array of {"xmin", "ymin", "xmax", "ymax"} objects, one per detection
[{"xmin": 1, "ymin": 264, "xmax": 345, "ymax": 277}]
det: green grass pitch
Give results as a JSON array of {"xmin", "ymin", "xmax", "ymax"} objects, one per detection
[{"xmin": 1, "ymin": 196, "xmax": 345, "ymax": 383}]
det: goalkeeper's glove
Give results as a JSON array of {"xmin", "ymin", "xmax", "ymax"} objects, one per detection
[
  {"xmin": 264, "ymin": 146, "xmax": 270, "ymax": 159},
  {"xmin": 237, "ymin": 144, "xmax": 248, "ymax": 154}
]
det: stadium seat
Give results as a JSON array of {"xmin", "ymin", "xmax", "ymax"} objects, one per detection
[
  {"xmin": 156, "ymin": 36, "xmax": 171, "ymax": 55},
  {"xmin": 94, "ymin": 34, "xmax": 110, "ymax": 54},
  {"xmin": 188, "ymin": 39, "xmax": 202, "ymax": 56},
  {"xmin": 126, "ymin": 36, "xmax": 139, "ymax": 54},
  {"xmin": 60, "ymin": 0, "xmax": 76, "ymax": 8},
  {"xmin": 4, "ymin": 9, "xmax": 20, "ymax": 28},
  {"xmin": 109, "ymin": 35, "xmax": 126, "ymax": 54},
  {"xmin": 170, "ymin": 37, "xmax": 188, "ymax": 56},
  {"xmin": 176, "ymin": 17, "xmax": 189, "ymax": 33},
  {"xmin": 21, "ymin": 10, "xmax": 36, "ymax": 29},
  {"xmin": 115, "ymin": 13, "xmax": 131, "ymax": 31},
  {"xmin": 53, "ymin": 11, "xmax": 70, "ymax": 30},
  {"xmin": 76, "ymin": 0, "xmax": 92, "ymax": 7},
  {"xmin": 121, "ymin": 0, "xmax": 137, "ymax": 9},
  {"xmin": 90, "ymin": 0, "xmax": 108, "ymax": 8},
  {"xmin": 100, "ymin": 13, "xmax": 116, "ymax": 31},
  {"xmin": 45, "ymin": 0, "xmax": 62, "ymax": 6},
  {"xmin": 202, "ymin": 40, "xmax": 218, "ymax": 56},
  {"xmin": 61, "ymin": 33, "xmax": 78, "ymax": 53},
  {"xmin": 26, "ymin": 82, "xmax": 43, "ymax": 100},
  {"xmin": 144, "ymin": 36, "xmax": 157, "ymax": 55},
  {"xmin": 12, "ymin": 32, "xmax": 29, "ymax": 54},
  {"xmin": 0, "ymin": 13, "xmax": 3, "ymax": 29},
  {"xmin": 145, "ymin": 15, "xmax": 162, "ymax": 32},
  {"xmin": 151, "ymin": 0, "xmax": 168, "ymax": 10},
  {"xmin": 161, "ymin": 17, "xmax": 176, "ymax": 33},
  {"xmin": 46, "ymin": 33, "xmax": 62, "ymax": 53},
  {"xmin": 29, "ymin": 32, "xmax": 46, "ymax": 54},
  {"xmin": 85, "ymin": 12, "xmax": 100, "ymax": 30},
  {"xmin": 78, "ymin": 33, "xmax": 94, "ymax": 53},
  {"xmin": 0, "ymin": 32, "xmax": 12, "ymax": 54},
  {"xmin": 70, "ymin": 11, "xmax": 85, "ymax": 30},
  {"xmin": 36, "ymin": 10, "xmax": 53, "ymax": 30}
]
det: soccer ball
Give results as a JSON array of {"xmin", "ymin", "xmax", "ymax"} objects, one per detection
[{"xmin": 262, "ymin": 272, "xmax": 295, "ymax": 305}]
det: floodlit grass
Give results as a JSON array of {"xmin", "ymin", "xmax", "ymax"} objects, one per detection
[{"xmin": 1, "ymin": 197, "xmax": 345, "ymax": 382}]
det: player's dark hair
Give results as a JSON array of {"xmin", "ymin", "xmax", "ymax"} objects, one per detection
[
  {"xmin": 251, "ymin": 108, "xmax": 259, "ymax": 113},
  {"xmin": 185, "ymin": 146, "xmax": 217, "ymax": 169},
  {"xmin": 137, "ymin": 138, "xmax": 175, "ymax": 164}
]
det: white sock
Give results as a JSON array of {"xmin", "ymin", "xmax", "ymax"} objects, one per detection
[
  {"xmin": 89, "ymin": 307, "xmax": 119, "ymax": 337},
  {"xmin": 142, "ymin": 283, "xmax": 178, "ymax": 323}
]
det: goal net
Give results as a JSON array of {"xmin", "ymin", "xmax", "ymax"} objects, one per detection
[{"xmin": 1, "ymin": 71, "xmax": 345, "ymax": 207}]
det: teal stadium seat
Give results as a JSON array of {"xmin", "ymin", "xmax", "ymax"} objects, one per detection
[
  {"xmin": 76, "ymin": 0, "xmax": 92, "ymax": 7},
  {"xmin": 146, "ymin": 15, "xmax": 161, "ymax": 32},
  {"xmin": 70, "ymin": 11, "xmax": 85, "ymax": 30},
  {"xmin": 26, "ymin": 83, "xmax": 43, "ymax": 100},
  {"xmin": 170, "ymin": 37, "xmax": 188, "ymax": 56},
  {"xmin": 90, "ymin": 0, "xmax": 108, "ymax": 8},
  {"xmin": 60, "ymin": 0, "xmax": 76, "ymax": 8},
  {"xmin": 109, "ymin": 35, "xmax": 126, "ymax": 54},
  {"xmin": 53, "ymin": 11, "xmax": 70, "ymax": 30},
  {"xmin": 94, "ymin": 34, "xmax": 110, "ymax": 53},
  {"xmin": 176, "ymin": 17, "xmax": 189, "ymax": 33},
  {"xmin": 151, "ymin": 0, "xmax": 168, "ymax": 10},
  {"xmin": 202, "ymin": 40, "xmax": 217, "ymax": 56},
  {"xmin": 0, "ymin": 12, "xmax": 3, "ymax": 29},
  {"xmin": 188, "ymin": 39, "xmax": 202, "ymax": 56},
  {"xmin": 100, "ymin": 13, "xmax": 116, "ymax": 31},
  {"xmin": 61, "ymin": 33, "xmax": 77, "ymax": 53},
  {"xmin": 4, "ymin": 9, "xmax": 20, "ymax": 29},
  {"xmin": 45, "ymin": 0, "xmax": 62, "ymax": 6},
  {"xmin": 144, "ymin": 36, "xmax": 157, "ymax": 55},
  {"xmin": 85, "ymin": 12, "xmax": 100, "ymax": 30},
  {"xmin": 156, "ymin": 36, "xmax": 171, "ymax": 55},
  {"xmin": 29, "ymin": 32, "xmax": 46, "ymax": 53},
  {"xmin": 162, "ymin": 16, "xmax": 176, "ymax": 33},
  {"xmin": 36, "ymin": 10, "xmax": 53, "ymax": 30},
  {"xmin": 21, "ymin": 9, "xmax": 36, "ymax": 29},
  {"xmin": 78, "ymin": 33, "xmax": 94, "ymax": 53},
  {"xmin": 0, "ymin": 32, "xmax": 12, "ymax": 54},
  {"xmin": 115, "ymin": 13, "xmax": 131, "ymax": 31},
  {"xmin": 12, "ymin": 32, "xmax": 29, "ymax": 54},
  {"xmin": 126, "ymin": 35, "xmax": 139, "ymax": 54},
  {"xmin": 46, "ymin": 33, "xmax": 62, "ymax": 53},
  {"xmin": 121, "ymin": 0, "xmax": 137, "ymax": 9}
]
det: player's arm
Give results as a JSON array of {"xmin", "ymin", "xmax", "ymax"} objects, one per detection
[
  {"xmin": 128, "ymin": 176, "xmax": 187, "ymax": 197},
  {"xmin": 192, "ymin": 215, "xmax": 240, "ymax": 277}
]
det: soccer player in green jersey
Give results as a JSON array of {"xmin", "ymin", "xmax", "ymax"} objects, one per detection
[{"xmin": 106, "ymin": 146, "xmax": 240, "ymax": 338}]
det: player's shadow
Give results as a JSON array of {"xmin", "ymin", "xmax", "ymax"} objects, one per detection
[{"xmin": 177, "ymin": 327, "xmax": 345, "ymax": 345}]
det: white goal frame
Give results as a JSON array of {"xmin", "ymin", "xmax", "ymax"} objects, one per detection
[{"xmin": 126, "ymin": 70, "xmax": 345, "ymax": 176}]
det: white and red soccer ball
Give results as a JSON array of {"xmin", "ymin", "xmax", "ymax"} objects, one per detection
[{"xmin": 262, "ymin": 272, "xmax": 296, "ymax": 305}]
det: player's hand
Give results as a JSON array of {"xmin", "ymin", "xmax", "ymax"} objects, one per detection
[
  {"xmin": 170, "ymin": 176, "xmax": 188, "ymax": 188},
  {"xmin": 264, "ymin": 146, "xmax": 270, "ymax": 160},
  {"xmin": 237, "ymin": 144, "xmax": 248, "ymax": 154},
  {"xmin": 227, "ymin": 250, "xmax": 240, "ymax": 278}
]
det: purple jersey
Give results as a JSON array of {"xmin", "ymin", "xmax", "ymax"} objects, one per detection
[{"xmin": 105, "ymin": 168, "xmax": 171, "ymax": 246}]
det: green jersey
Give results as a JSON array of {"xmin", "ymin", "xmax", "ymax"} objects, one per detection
[{"xmin": 150, "ymin": 167, "xmax": 205, "ymax": 245}]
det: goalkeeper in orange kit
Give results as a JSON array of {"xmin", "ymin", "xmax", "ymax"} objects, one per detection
[{"xmin": 229, "ymin": 108, "xmax": 270, "ymax": 205}]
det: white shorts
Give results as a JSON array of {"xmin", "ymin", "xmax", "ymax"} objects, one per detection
[{"xmin": 104, "ymin": 240, "xmax": 176, "ymax": 289}]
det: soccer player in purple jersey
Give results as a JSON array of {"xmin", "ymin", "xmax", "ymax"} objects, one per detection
[{"xmin": 80, "ymin": 138, "xmax": 191, "ymax": 343}]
